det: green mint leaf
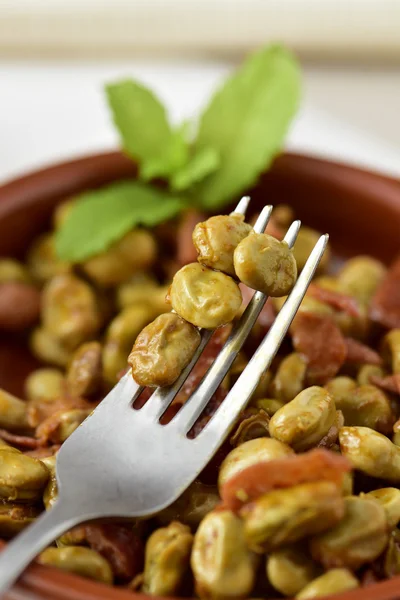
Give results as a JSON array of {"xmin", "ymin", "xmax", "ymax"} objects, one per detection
[
  {"xmin": 55, "ymin": 181, "xmax": 185, "ymax": 262},
  {"xmin": 106, "ymin": 79, "xmax": 174, "ymax": 166},
  {"xmin": 141, "ymin": 122, "xmax": 190, "ymax": 182},
  {"xmin": 171, "ymin": 146, "xmax": 220, "ymax": 191},
  {"xmin": 195, "ymin": 45, "xmax": 301, "ymax": 209}
]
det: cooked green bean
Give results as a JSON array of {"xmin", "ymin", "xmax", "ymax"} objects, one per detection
[
  {"xmin": 234, "ymin": 233, "xmax": 297, "ymax": 297},
  {"xmin": 310, "ymin": 496, "xmax": 388, "ymax": 569},
  {"xmin": 192, "ymin": 510, "xmax": 257, "ymax": 599},
  {"xmin": 242, "ymin": 481, "xmax": 344, "ymax": 552},
  {"xmin": 143, "ymin": 522, "xmax": 193, "ymax": 596},
  {"xmin": 296, "ymin": 569, "xmax": 359, "ymax": 599},
  {"xmin": 339, "ymin": 426, "xmax": 400, "ymax": 481},
  {"xmin": 129, "ymin": 313, "xmax": 201, "ymax": 387},
  {"xmin": 269, "ymin": 387, "xmax": 336, "ymax": 451},
  {"xmin": 267, "ymin": 546, "xmax": 321, "ymax": 597},
  {"xmin": 38, "ymin": 546, "xmax": 113, "ymax": 584},
  {"xmin": 193, "ymin": 213, "xmax": 253, "ymax": 276},
  {"xmin": 169, "ymin": 263, "xmax": 242, "ymax": 329}
]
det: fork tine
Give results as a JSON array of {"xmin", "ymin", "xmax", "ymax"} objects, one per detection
[
  {"xmin": 232, "ymin": 195, "xmax": 251, "ymax": 216},
  {"xmin": 171, "ymin": 219, "xmax": 301, "ymax": 432},
  {"xmin": 139, "ymin": 197, "xmax": 253, "ymax": 422},
  {"xmin": 283, "ymin": 219, "xmax": 302, "ymax": 245},
  {"xmin": 253, "ymin": 205, "xmax": 273, "ymax": 233},
  {"xmin": 197, "ymin": 233, "xmax": 330, "ymax": 440}
]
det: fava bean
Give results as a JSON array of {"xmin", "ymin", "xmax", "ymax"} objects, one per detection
[
  {"xmin": 252, "ymin": 398, "xmax": 285, "ymax": 417},
  {"xmin": 338, "ymin": 256, "xmax": 386, "ymax": 304},
  {"xmin": 357, "ymin": 364, "xmax": 386, "ymax": 386},
  {"xmin": 0, "ymin": 259, "xmax": 30, "ymax": 284},
  {"xmin": 66, "ymin": 341, "xmax": 103, "ymax": 398},
  {"xmin": 30, "ymin": 327, "xmax": 72, "ymax": 368},
  {"xmin": 118, "ymin": 229, "xmax": 157, "ymax": 272},
  {"xmin": 117, "ymin": 275, "xmax": 170, "ymax": 317},
  {"xmin": 82, "ymin": 229, "xmax": 157, "ymax": 287},
  {"xmin": 295, "ymin": 296, "xmax": 334, "ymax": 318},
  {"xmin": 25, "ymin": 369, "xmax": 65, "ymax": 404},
  {"xmin": 339, "ymin": 426, "xmax": 400, "ymax": 482},
  {"xmin": 0, "ymin": 502, "xmax": 41, "ymax": 539},
  {"xmin": 296, "ymin": 569, "xmax": 359, "ymax": 599},
  {"xmin": 42, "ymin": 274, "xmax": 100, "ymax": 350},
  {"xmin": 0, "ymin": 448, "xmax": 49, "ymax": 501},
  {"xmin": 310, "ymin": 496, "xmax": 388, "ymax": 569},
  {"xmin": 193, "ymin": 213, "xmax": 253, "ymax": 276},
  {"xmin": 103, "ymin": 304, "xmax": 156, "ymax": 384},
  {"xmin": 366, "ymin": 488, "xmax": 400, "ymax": 529},
  {"xmin": 0, "ymin": 388, "xmax": 30, "ymax": 433},
  {"xmin": 143, "ymin": 522, "xmax": 193, "ymax": 596},
  {"xmin": 271, "ymin": 204, "xmax": 294, "ymax": 228},
  {"xmin": 242, "ymin": 481, "xmax": 345, "ymax": 552},
  {"xmin": 27, "ymin": 234, "xmax": 71, "ymax": 283},
  {"xmin": 266, "ymin": 546, "xmax": 320, "ymax": 597},
  {"xmin": 382, "ymin": 329, "xmax": 400, "ymax": 374},
  {"xmin": 270, "ymin": 353, "xmax": 307, "ymax": 403},
  {"xmin": 129, "ymin": 313, "xmax": 201, "ymax": 387},
  {"xmin": 38, "ymin": 546, "xmax": 113, "ymax": 584},
  {"xmin": 83, "ymin": 249, "xmax": 136, "ymax": 288},
  {"xmin": 334, "ymin": 304, "xmax": 370, "ymax": 340},
  {"xmin": 170, "ymin": 263, "xmax": 242, "ymax": 329},
  {"xmin": 234, "ymin": 233, "xmax": 297, "ymax": 297},
  {"xmin": 292, "ymin": 227, "xmax": 330, "ymax": 274},
  {"xmin": 157, "ymin": 481, "xmax": 220, "ymax": 530},
  {"xmin": 325, "ymin": 376, "xmax": 357, "ymax": 400},
  {"xmin": 328, "ymin": 383, "xmax": 393, "ymax": 434},
  {"xmin": 192, "ymin": 510, "xmax": 257, "ymax": 599},
  {"xmin": 269, "ymin": 387, "xmax": 336, "ymax": 451}
]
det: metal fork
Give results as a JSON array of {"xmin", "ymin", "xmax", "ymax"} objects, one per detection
[{"xmin": 0, "ymin": 198, "xmax": 328, "ymax": 595}]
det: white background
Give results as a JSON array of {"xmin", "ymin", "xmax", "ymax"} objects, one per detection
[
  {"xmin": 1, "ymin": 0, "xmax": 400, "ymax": 58},
  {"xmin": 1, "ymin": 58, "xmax": 400, "ymax": 183}
]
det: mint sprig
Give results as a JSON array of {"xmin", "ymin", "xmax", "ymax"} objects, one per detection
[
  {"xmin": 171, "ymin": 146, "xmax": 220, "ymax": 192},
  {"xmin": 56, "ymin": 44, "xmax": 301, "ymax": 262},
  {"xmin": 55, "ymin": 182, "xmax": 185, "ymax": 261},
  {"xmin": 195, "ymin": 45, "xmax": 301, "ymax": 209},
  {"xmin": 105, "ymin": 80, "xmax": 186, "ymax": 180}
]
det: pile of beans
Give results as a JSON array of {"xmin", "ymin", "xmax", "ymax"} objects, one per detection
[{"xmin": 0, "ymin": 199, "xmax": 400, "ymax": 599}]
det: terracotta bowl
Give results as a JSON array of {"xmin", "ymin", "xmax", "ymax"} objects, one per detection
[{"xmin": 0, "ymin": 151, "xmax": 400, "ymax": 600}]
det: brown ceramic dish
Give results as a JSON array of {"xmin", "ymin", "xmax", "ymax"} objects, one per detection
[{"xmin": 0, "ymin": 151, "xmax": 399, "ymax": 600}]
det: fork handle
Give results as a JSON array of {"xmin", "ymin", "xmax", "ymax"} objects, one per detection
[{"xmin": 0, "ymin": 499, "xmax": 81, "ymax": 596}]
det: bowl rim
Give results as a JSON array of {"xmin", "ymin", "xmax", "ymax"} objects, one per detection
[
  {"xmin": 0, "ymin": 150, "xmax": 400, "ymax": 600},
  {"xmin": 1, "ymin": 149, "xmax": 400, "ymax": 219}
]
